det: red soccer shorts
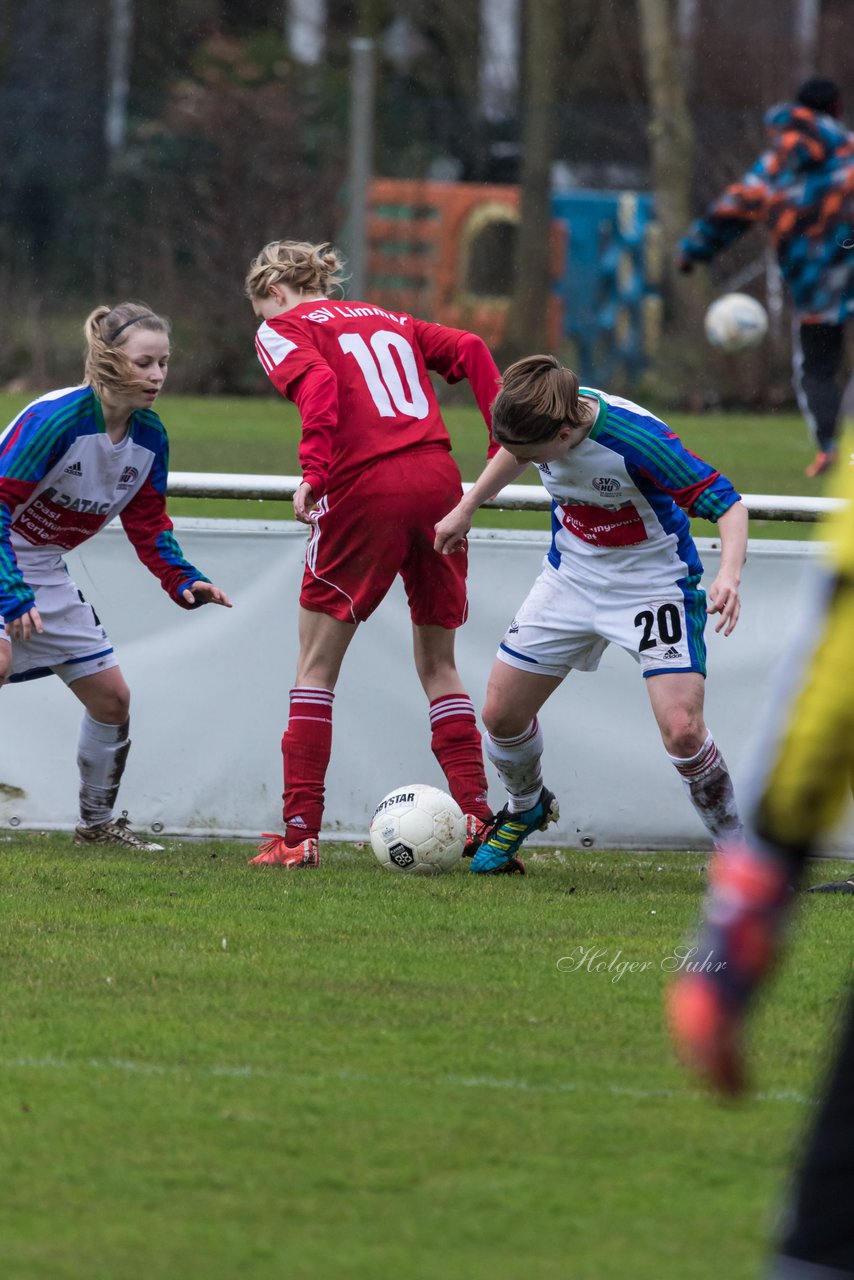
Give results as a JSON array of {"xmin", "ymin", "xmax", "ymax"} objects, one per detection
[{"xmin": 300, "ymin": 446, "xmax": 469, "ymax": 627}]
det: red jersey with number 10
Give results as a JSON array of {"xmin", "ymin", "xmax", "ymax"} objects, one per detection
[{"xmin": 254, "ymin": 299, "xmax": 500, "ymax": 500}]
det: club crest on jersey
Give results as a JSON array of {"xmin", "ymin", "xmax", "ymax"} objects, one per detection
[
  {"xmin": 592, "ymin": 476, "xmax": 621, "ymax": 494},
  {"xmin": 118, "ymin": 465, "xmax": 139, "ymax": 488}
]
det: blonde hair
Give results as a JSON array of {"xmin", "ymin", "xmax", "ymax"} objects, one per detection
[
  {"xmin": 83, "ymin": 303, "xmax": 170, "ymax": 400},
  {"xmin": 492, "ymin": 353, "xmax": 582, "ymax": 445},
  {"xmin": 244, "ymin": 240, "xmax": 346, "ymax": 301}
]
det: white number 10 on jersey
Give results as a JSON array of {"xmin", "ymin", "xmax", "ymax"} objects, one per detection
[{"xmin": 338, "ymin": 330, "xmax": 430, "ymax": 420}]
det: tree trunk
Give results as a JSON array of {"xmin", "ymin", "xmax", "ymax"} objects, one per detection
[
  {"xmin": 637, "ymin": 0, "xmax": 713, "ymax": 402},
  {"xmin": 498, "ymin": 0, "xmax": 563, "ymax": 366}
]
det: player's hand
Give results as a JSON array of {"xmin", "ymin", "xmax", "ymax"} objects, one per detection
[
  {"xmin": 181, "ymin": 582, "xmax": 232, "ymax": 607},
  {"xmin": 293, "ymin": 481, "xmax": 316, "ymax": 525},
  {"xmin": 707, "ymin": 573, "xmax": 741, "ymax": 635},
  {"xmin": 5, "ymin": 606, "xmax": 44, "ymax": 642},
  {"xmin": 434, "ymin": 505, "xmax": 472, "ymax": 555}
]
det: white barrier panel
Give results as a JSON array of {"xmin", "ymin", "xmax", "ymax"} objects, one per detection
[{"xmin": 3, "ymin": 519, "xmax": 852, "ymax": 853}]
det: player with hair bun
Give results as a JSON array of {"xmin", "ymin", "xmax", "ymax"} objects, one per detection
[
  {"xmin": 435, "ymin": 353, "xmax": 748, "ymax": 873},
  {"xmin": 0, "ymin": 303, "xmax": 231, "ymax": 849},
  {"xmin": 245, "ymin": 238, "xmax": 502, "ymax": 869}
]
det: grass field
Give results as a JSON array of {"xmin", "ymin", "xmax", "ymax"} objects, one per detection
[{"xmin": 1, "ymin": 833, "xmax": 851, "ymax": 1280}]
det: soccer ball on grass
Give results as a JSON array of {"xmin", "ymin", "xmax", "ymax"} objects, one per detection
[
  {"xmin": 704, "ymin": 292, "xmax": 768, "ymax": 353},
  {"xmin": 369, "ymin": 784, "xmax": 466, "ymax": 875}
]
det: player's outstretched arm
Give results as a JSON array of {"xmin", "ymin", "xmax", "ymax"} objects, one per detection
[
  {"xmin": 434, "ymin": 449, "xmax": 528, "ymax": 554},
  {"xmin": 707, "ymin": 501, "xmax": 748, "ymax": 635},
  {"xmin": 180, "ymin": 582, "xmax": 232, "ymax": 608}
]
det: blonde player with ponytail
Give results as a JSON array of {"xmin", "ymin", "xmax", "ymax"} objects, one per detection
[{"xmin": 0, "ymin": 303, "xmax": 231, "ymax": 849}]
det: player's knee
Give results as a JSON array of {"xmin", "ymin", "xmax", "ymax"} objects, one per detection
[
  {"xmin": 88, "ymin": 684, "xmax": 131, "ymax": 725},
  {"xmin": 107, "ymin": 687, "xmax": 131, "ymax": 723},
  {"xmin": 0, "ymin": 644, "xmax": 11, "ymax": 687},
  {"xmin": 662, "ymin": 713, "xmax": 706, "ymax": 759},
  {"xmin": 482, "ymin": 701, "xmax": 529, "ymax": 739}
]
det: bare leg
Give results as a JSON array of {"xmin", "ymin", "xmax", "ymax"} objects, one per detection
[
  {"xmin": 646, "ymin": 672, "xmax": 741, "ymax": 845},
  {"xmin": 0, "ymin": 638, "xmax": 11, "ymax": 688}
]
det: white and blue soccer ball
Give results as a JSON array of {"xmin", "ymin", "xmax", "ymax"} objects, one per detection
[
  {"xmin": 369, "ymin": 784, "xmax": 466, "ymax": 875},
  {"xmin": 704, "ymin": 292, "xmax": 769, "ymax": 354}
]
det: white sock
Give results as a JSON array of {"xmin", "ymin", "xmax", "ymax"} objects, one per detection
[
  {"xmin": 484, "ymin": 719, "xmax": 545, "ymax": 812},
  {"xmin": 77, "ymin": 713, "xmax": 131, "ymax": 827},
  {"xmin": 668, "ymin": 731, "xmax": 742, "ymax": 846}
]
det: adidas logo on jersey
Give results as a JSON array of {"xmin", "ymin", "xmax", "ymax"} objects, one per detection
[
  {"xmin": 662, "ymin": 646, "xmax": 681, "ymax": 659},
  {"xmin": 64, "ymin": 460, "xmax": 82, "ymax": 476}
]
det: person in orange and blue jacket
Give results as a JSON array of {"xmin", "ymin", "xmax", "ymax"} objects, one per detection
[{"xmin": 678, "ymin": 77, "xmax": 854, "ymax": 480}]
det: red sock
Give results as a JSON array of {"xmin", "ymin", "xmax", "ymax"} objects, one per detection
[
  {"xmin": 429, "ymin": 694, "xmax": 491, "ymax": 820},
  {"xmin": 282, "ymin": 687, "xmax": 334, "ymax": 843}
]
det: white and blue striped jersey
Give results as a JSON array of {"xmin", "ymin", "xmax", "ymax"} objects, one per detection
[
  {"xmin": 534, "ymin": 389, "xmax": 740, "ymax": 589},
  {"xmin": 0, "ymin": 385, "xmax": 208, "ymax": 622}
]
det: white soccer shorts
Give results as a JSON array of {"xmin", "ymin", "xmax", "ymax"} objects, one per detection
[
  {"xmin": 2, "ymin": 560, "xmax": 117, "ymax": 686},
  {"xmin": 496, "ymin": 561, "xmax": 708, "ymax": 680}
]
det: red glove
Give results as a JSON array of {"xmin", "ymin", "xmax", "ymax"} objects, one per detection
[{"xmin": 666, "ymin": 844, "xmax": 797, "ymax": 1096}]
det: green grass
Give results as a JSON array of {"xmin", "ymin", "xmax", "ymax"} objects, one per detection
[
  {"xmin": 1, "ymin": 833, "xmax": 851, "ymax": 1279},
  {"xmin": 0, "ymin": 392, "xmax": 828, "ymax": 537}
]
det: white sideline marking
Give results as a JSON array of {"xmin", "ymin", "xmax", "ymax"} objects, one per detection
[{"xmin": 0, "ymin": 1056, "xmax": 810, "ymax": 1105}]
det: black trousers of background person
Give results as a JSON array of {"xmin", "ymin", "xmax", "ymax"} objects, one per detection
[
  {"xmin": 769, "ymin": 986, "xmax": 854, "ymax": 1279},
  {"xmin": 792, "ymin": 322, "xmax": 847, "ymax": 453}
]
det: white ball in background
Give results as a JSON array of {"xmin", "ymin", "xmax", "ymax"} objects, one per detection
[{"xmin": 704, "ymin": 293, "xmax": 769, "ymax": 354}]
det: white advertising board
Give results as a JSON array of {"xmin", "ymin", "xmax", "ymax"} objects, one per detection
[{"xmin": 2, "ymin": 518, "xmax": 851, "ymax": 855}]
